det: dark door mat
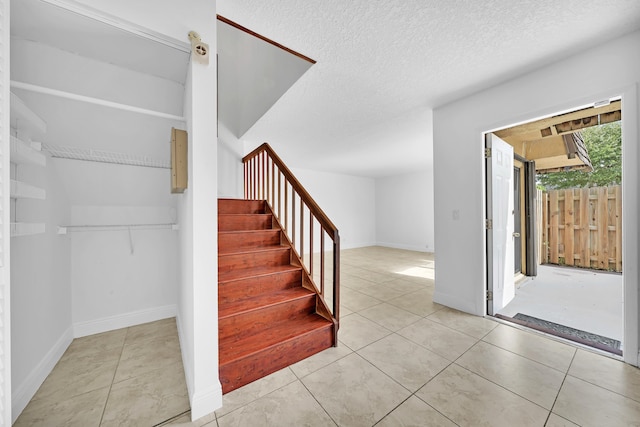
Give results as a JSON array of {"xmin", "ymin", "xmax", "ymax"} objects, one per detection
[{"xmin": 495, "ymin": 313, "xmax": 622, "ymax": 356}]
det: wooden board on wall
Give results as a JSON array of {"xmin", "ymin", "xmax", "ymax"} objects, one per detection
[{"xmin": 171, "ymin": 127, "xmax": 188, "ymax": 193}]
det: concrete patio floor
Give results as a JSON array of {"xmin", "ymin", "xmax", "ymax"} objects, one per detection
[{"xmin": 498, "ymin": 264, "xmax": 623, "ymax": 346}]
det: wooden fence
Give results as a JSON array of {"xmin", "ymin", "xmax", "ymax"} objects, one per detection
[{"xmin": 540, "ymin": 185, "xmax": 622, "ymax": 272}]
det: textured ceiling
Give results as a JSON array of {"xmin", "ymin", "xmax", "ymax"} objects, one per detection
[{"xmin": 217, "ymin": 0, "xmax": 640, "ymax": 177}]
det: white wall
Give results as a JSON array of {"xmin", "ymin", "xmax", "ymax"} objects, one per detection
[
  {"xmin": 10, "ymin": 155, "xmax": 72, "ymax": 418},
  {"xmin": 292, "ymin": 167, "xmax": 376, "ymax": 249},
  {"xmin": 69, "ymin": 203, "xmax": 178, "ymax": 336},
  {"xmin": 375, "ymin": 170, "xmax": 434, "ymax": 252},
  {"xmin": 217, "ymin": 122, "xmax": 244, "ymax": 199},
  {"xmin": 432, "ymin": 30, "xmax": 640, "ymax": 365}
]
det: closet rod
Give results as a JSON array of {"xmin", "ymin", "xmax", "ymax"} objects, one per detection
[
  {"xmin": 10, "ymin": 81, "xmax": 186, "ymax": 122},
  {"xmin": 58, "ymin": 223, "xmax": 179, "ymax": 234}
]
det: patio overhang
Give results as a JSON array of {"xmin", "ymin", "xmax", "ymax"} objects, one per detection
[{"xmin": 495, "ymin": 100, "xmax": 621, "ymax": 173}]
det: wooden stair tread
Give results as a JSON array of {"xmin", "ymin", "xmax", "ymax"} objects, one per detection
[
  {"xmin": 219, "ymin": 315, "xmax": 332, "ymax": 364},
  {"xmin": 219, "ymin": 287, "xmax": 314, "ymax": 319},
  {"xmin": 218, "ymin": 264, "xmax": 301, "ymax": 283}
]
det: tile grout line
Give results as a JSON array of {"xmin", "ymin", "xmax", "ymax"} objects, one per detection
[
  {"xmin": 545, "ymin": 347, "xmax": 578, "ymax": 425},
  {"xmin": 297, "ymin": 377, "xmax": 340, "ymax": 427},
  {"xmin": 97, "ymin": 327, "xmax": 129, "ymax": 426},
  {"xmin": 451, "ymin": 362, "xmax": 552, "ymax": 415},
  {"xmin": 153, "ymin": 409, "xmax": 191, "ymax": 427},
  {"xmin": 478, "ymin": 334, "xmax": 570, "ymax": 375},
  {"xmin": 215, "ymin": 368, "xmax": 299, "ymax": 422},
  {"xmin": 404, "ymin": 357, "xmax": 462, "ymax": 427},
  {"xmin": 352, "ymin": 337, "xmax": 459, "ymax": 426},
  {"xmin": 462, "ymin": 336, "xmax": 571, "ymax": 411},
  {"xmin": 563, "ymin": 370, "xmax": 640, "ymax": 405},
  {"xmin": 435, "ymin": 338, "xmax": 554, "ymax": 421}
]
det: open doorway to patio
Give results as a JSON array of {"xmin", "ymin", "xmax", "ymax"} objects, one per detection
[{"xmin": 486, "ymin": 99, "xmax": 623, "ymax": 356}]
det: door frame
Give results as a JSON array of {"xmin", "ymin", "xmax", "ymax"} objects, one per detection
[
  {"xmin": 482, "ymin": 85, "xmax": 638, "ymax": 366},
  {"xmin": 513, "ymin": 165, "xmax": 522, "ymax": 274}
]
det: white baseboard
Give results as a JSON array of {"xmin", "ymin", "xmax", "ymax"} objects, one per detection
[
  {"xmin": 340, "ymin": 241, "xmax": 377, "ymax": 250},
  {"xmin": 12, "ymin": 326, "xmax": 73, "ymax": 423},
  {"xmin": 190, "ymin": 384, "xmax": 223, "ymax": 421},
  {"xmin": 376, "ymin": 241, "xmax": 433, "ymax": 253},
  {"xmin": 73, "ymin": 305, "xmax": 176, "ymax": 338}
]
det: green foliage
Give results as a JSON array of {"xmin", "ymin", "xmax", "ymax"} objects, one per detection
[{"xmin": 537, "ymin": 122, "xmax": 621, "ymax": 190}]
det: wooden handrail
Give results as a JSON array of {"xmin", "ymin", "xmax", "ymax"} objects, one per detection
[
  {"xmin": 242, "ymin": 142, "xmax": 340, "ymax": 334},
  {"xmin": 243, "ymin": 143, "xmax": 339, "ymax": 238},
  {"xmin": 217, "ymin": 15, "xmax": 316, "ymax": 65}
]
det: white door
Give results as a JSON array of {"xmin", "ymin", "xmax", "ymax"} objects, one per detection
[{"xmin": 486, "ymin": 133, "xmax": 515, "ymax": 315}]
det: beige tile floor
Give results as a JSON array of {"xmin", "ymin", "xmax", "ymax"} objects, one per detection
[
  {"xmin": 16, "ymin": 246, "xmax": 640, "ymax": 426},
  {"xmin": 14, "ymin": 317, "xmax": 190, "ymax": 426}
]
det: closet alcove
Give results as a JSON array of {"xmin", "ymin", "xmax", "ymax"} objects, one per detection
[{"xmin": 10, "ymin": 0, "xmax": 190, "ymax": 415}]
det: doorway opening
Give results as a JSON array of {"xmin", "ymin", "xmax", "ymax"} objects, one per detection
[{"xmin": 485, "ymin": 99, "xmax": 623, "ymax": 356}]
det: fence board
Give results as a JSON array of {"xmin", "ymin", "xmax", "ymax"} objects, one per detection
[
  {"xmin": 579, "ymin": 187, "xmax": 589, "ymax": 267},
  {"xmin": 536, "ymin": 189, "xmax": 543, "ymax": 265},
  {"xmin": 542, "ymin": 191, "xmax": 548, "ymax": 264},
  {"xmin": 597, "ymin": 187, "xmax": 609, "ymax": 269},
  {"xmin": 564, "ymin": 189, "xmax": 574, "ymax": 266},
  {"xmin": 549, "ymin": 191, "xmax": 559, "ymax": 264},
  {"xmin": 542, "ymin": 185, "xmax": 621, "ymax": 272}
]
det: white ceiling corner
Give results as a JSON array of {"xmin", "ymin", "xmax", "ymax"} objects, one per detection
[{"xmin": 217, "ymin": 0, "xmax": 640, "ymax": 177}]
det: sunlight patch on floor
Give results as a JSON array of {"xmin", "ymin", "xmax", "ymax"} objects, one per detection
[{"xmin": 396, "ymin": 266, "xmax": 434, "ymax": 280}]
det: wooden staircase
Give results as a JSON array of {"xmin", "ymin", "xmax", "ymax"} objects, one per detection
[{"xmin": 218, "ymin": 198, "xmax": 335, "ymax": 393}]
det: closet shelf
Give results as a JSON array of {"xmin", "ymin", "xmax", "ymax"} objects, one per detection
[
  {"xmin": 11, "ymin": 223, "xmax": 46, "ymax": 237},
  {"xmin": 10, "ymin": 136, "xmax": 47, "ymax": 166},
  {"xmin": 10, "ymin": 180, "xmax": 46, "ymax": 200},
  {"xmin": 10, "ymin": 92, "xmax": 47, "ymax": 139}
]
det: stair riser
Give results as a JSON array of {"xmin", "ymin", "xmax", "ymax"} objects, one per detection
[
  {"xmin": 219, "ymin": 215, "xmax": 272, "ymax": 231},
  {"xmin": 219, "ymin": 270, "xmax": 302, "ymax": 304},
  {"xmin": 219, "ymin": 248, "xmax": 290, "ymax": 272},
  {"xmin": 219, "ymin": 295, "xmax": 316, "ymax": 341},
  {"xmin": 220, "ymin": 326, "xmax": 334, "ymax": 393},
  {"xmin": 218, "ymin": 199, "xmax": 266, "ymax": 215},
  {"xmin": 219, "ymin": 230, "xmax": 281, "ymax": 253}
]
